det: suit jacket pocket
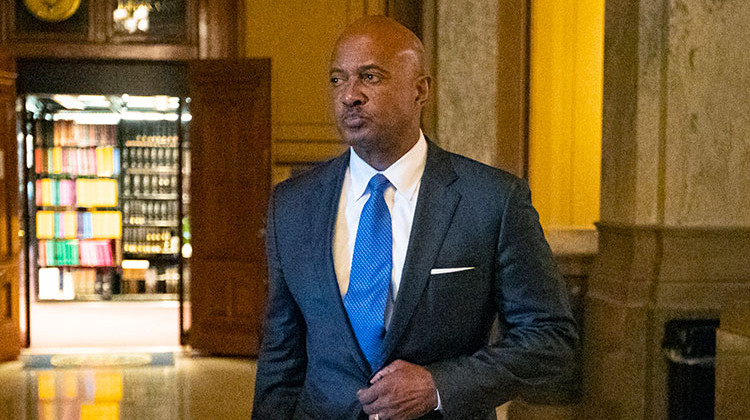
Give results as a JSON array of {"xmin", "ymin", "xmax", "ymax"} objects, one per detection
[{"xmin": 428, "ymin": 266, "xmax": 480, "ymax": 290}]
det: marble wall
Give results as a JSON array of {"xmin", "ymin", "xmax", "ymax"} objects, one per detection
[
  {"xmin": 433, "ymin": 0, "xmax": 500, "ymax": 167},
  {"xmin": 715, "ymin": 298, "xmax": 750, "ymax": 418},
  {"xmin": 664, "ymin": 0, "xmax": 750, "ymax": 226},
  {"xmin": 600, "ymin": 0, "xmax": 750, "ymax": 227},
  {"xmin": 599, "ymin": 0, "xmax": 665, "ymax": 226},
  {"xmin": 588, "ymin": 0, "xmax": 750, "ymax": 418}
]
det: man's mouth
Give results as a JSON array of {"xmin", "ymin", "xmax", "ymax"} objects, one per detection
[{"xmin": 342, "ymin": 113, "xmax": 367, "ymax": 128}]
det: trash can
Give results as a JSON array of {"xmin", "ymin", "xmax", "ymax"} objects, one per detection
[{"xmin": 662, "ymin": 319, "xmax": 720, "ymax": 420}]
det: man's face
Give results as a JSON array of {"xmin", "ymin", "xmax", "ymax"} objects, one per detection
[{"xmin": 328, "ymin": 34, "xmax": 422, "ymax": 153}]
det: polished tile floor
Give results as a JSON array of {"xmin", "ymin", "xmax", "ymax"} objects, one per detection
[
  {"xmin": 0, "ymin": 349, "xmax": 256, "ymax": 420},
  {"xmin": 28, "ymin": 301, "xmax": 188, "ymax": 348}
]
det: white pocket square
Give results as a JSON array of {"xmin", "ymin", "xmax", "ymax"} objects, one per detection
[{"xmin": 430, "ymin": 267, "xmax": 475, "ymax": 275}]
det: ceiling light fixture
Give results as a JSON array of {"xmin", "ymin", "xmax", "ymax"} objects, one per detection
[{"xmin": 113, "ymin": 1, "xmax": 151, "ymax": 34}]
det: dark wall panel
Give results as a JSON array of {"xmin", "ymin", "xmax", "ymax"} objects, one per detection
[{"xmin": 17, "ymin": 60, "xmax": 188, "ymax": 96}]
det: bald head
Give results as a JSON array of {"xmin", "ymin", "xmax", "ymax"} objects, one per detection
[
  {"xmin": 328, "ymin": 15, "xmax": 432, "ymax": 170},
  {"xmin": 333, "ymin": 16, "xmax": 428, "ymax": 77}
]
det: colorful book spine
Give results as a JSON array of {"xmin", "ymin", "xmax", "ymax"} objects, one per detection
[
  {"xmin": 53, "ymin": 121, "xmax": 116, "ymax": 147},
  {"xmin": 38, "ymin": 239, "xmax": 115, "ymax": 267},
  {"xmin": 79, "ymin": 240, "xmax": 114, "ymax": 266},
  {"xmin": 37, "ymin": 211, "xmax": 121, "ymax": 239},
  {"xmin": 76, "ymin": 179, "xmax": 118, "ymax": 207},
  {"xmin": 35, "ymin": 179, "xmax": 77, "ymax": 206},
  {"xmin": 38, "ymin": 239, "xmax": 80, "ymax": 266},
  {"xmin": 34, "ymin": 147, "xmax": 120, "ymax": 176}
]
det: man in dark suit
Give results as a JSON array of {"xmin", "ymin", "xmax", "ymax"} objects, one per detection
[{"xmin": 252, "ymin": 16, "xmax": 578, "ymax": 420}]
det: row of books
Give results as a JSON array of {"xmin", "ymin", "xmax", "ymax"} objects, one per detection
[
  {"xmin": 42, "ymin": 121, "xmax": 117, "ymax": 147},
  {"xmin": 38, "ymin": 239, "xmax": 116, "ymax": 267},
  {"xmin": 36, "ymin": 211, "xmax": 122, "ymax": 239},
  {"xmin": 36, "ymin": 178, "xmax": 118, "ymax": 207},
  {"xmin": 123, "ymin": 146, "xmax": 179, "ymax": 169},
  {"xmin": 121, "ymin": 279, "xmax": 179, "ymax": 295},
  {"xmin": 123, "ymin": 200, "xmax": 179, "ymax": 225},
  {"xmin": 121, "ymin": 120, "xmax": 179, "ymax": 147},
  {"xmin": 38, "ymin": 267, "xmax": 113, "ymax": 300},
  {"xmin": 122, "ymin": 174, "xmax": 179, "ymax": 196},
  {"xmin": 34, "ymin": 147, "xmax": 121, "ymax": 177}
]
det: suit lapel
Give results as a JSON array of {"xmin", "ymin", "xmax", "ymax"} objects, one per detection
[
  {"xmin": 315, "ymin": 150, "xmax": 373, "ymax": 377},
  {"xmin": 381, "ymin": 142, "xmax": 460, "ymax": 363}
]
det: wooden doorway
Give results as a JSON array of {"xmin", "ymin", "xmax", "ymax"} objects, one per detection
[
  {"xmin": 0, "ymin": 54, "xmax": 19, "ymax": 361},
  {"xmin": 187, "ymin": 59, "xmax": 271, "ymax": 356}
]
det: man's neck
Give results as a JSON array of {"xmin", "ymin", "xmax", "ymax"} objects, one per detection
[{"xmin": 353, "ymin": 132, "xmax": 421, "ymax": 171}]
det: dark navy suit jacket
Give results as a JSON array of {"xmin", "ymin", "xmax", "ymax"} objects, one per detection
[{"xmin": 252, "ymin": 141, "xmax": 579, "ymax": 419}]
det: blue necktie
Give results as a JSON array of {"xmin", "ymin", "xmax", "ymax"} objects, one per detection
[{"xmin": 345, "ymin": 173, "xmax": 392, "ymax": 371}]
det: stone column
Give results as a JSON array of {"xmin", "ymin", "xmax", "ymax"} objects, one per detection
[
  {"xmin": 584, "ymin": 0, "xmax": 750, "ymax": 418},
  {"xmin": 431, "ymin": 0, "xmax": 501, "ymax": 167},
  {"xmin": 715, "ymin": 298, "xmax": 750, "ymax": 419}
]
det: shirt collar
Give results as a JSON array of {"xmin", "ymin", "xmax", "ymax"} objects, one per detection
[{"xmin": 349, "ymin": 131, "xmax": 428, "ymax": 202}]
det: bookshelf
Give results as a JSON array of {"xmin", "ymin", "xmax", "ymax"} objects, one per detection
[
  {"xmin": 119, "ymin": 119, "xmax": 186, "ymax": 296},
  {"xmin": 31, "ymin": 118, "xmax": 122, "ymax": 301},
  {"xmin": 27, "ymin": 96, "xmax": 189, "ymax": 302}
]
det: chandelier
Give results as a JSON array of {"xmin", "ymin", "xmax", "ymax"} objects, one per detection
[{"xmin": 113, "ymin": 1, "xmax": 151, "ymax": 34}]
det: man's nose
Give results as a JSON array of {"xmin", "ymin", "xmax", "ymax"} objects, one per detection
[{"xmin": 342, "ymin": 80, "xmax": 366, "ymax": 107}]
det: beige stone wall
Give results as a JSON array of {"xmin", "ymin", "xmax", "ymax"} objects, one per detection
[
  {"xmin": 715, "ymin": 298, "xmax": 750, "ymax": 419},
  {"xmin": 599, "ymin": 0, "xmax": 665, "ymax": 226},
  {"xmin": 588, "ymin": 0, "xmax": 750, "ymax": 419},
  {"xmin": 433, "ymin": 0, "xmax": 500, "ymax": 167},
  {"xmin": 600, "ymin": 0, "xmax": 750, "ymax": 227},
  {"xmin": 664, "ymin": 0, "xmax": 750, "ymax": 226}
]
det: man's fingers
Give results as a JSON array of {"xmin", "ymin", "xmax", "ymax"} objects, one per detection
[
  {"xmin": 361, "ymin": 360, "xmax": 438, "ymax": 419},
  {"xmin": 370, "ymin": 370, "xmax": 386, "ymax": 384},
  {"xmin": 360, "ymin": 380, "xmax": 392, "ymax": 415},
  {"xmin": 370, "ymin": 359, "xmax": 407, "ymax": 384},
  {"xmin": 357, "ymin": 382, "xmax": 381, "ymax": 405},
  {"xmin": 370, "ymin": 363, "xmax": 395, "ymax": 383}
]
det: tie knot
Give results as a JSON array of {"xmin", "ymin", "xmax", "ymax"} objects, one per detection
[{"xmin": 368, "ymin": 174, "xmax": 390, "ymax": 196}]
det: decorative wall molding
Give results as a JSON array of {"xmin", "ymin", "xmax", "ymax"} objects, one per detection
[{"xmin": 584, "ymin": 222, "xmax": 750, "ymax": 419}]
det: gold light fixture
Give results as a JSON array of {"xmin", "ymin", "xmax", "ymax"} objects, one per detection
[
  {"xmin": 113, "ymin": 0, "xmax": 151, "ymax": 34},
  {"xmin": 23, "ymin": 0, "xmax": 81, "ymax": 23}
]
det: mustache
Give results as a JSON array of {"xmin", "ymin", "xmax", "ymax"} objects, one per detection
[{"xmin": 340, "ymin": 107, "xmax": 369, "ymax": 120}]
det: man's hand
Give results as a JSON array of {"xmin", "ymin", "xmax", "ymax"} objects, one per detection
[{"xmin": 358, "ymin": 359, "xmax": 438, "ymax": 420}]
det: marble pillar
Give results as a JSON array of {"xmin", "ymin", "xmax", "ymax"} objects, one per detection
[
  {"xmin": 715, "ymin": 298, "xmax": 750, "ymax": 419},
  {"xmin": 433, "ymin": 0, "xmax": 500, "ymax": 167},
  {"xmin": 585, "ymin": 0, "xmax": 750, "ymax": 418}
]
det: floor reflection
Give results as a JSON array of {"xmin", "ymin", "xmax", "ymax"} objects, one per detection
[
  {"xmin": 33, "ymin": 367, "xmax": 179, "ymax": 420},
  {"xmin": 0, "ymin": 352, "xmax": 256, "ymax": 420}
]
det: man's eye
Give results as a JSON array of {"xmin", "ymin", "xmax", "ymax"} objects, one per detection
[
  {"xmin": 363, "ymin": 74, "xmax": 381, "ymax": 83},
  {"xmin": 330, "ymin": 77, "xmax": 342, "ymax": 86}
]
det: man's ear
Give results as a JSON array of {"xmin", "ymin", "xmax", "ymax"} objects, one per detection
[{"xmin": 415, "ymin": 75, "xmax": 432, "ymax": 106}]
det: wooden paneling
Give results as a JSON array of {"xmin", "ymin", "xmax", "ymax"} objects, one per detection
[
  {"xmin": 0, "ymin": 54, "xmax": 18, "ymax": 361},
  {"xmin": 496, "ymin": 0, "xmax": 530, "ymax": 178},
  {"xmin": 188, "ymin": 59, "xmax": 271, "ymax": 356},
  {"xmin": 244, "ymin": 0, "xmax": 349, "ymax": 147},
  {"xmin": 3, "ymin": 43, "xmax": 197, "ymax": 61},
  {"xmin": 198, "ymin": 0, "xmax": 241, "ymax": 59},
  {"xmin": 0, "ymin": 261, "xmax": 20, "ymax": 361},
  {"xmin": 189, "ymin": 259, "xmax": 266, "ymax": 354},
  {"xmin": 244, "ymin": 0, "xmax": 408, "ymax": 175},
  {"xmin": 0, "ymin": 0, "xmax": 241, "ymax": 61}
]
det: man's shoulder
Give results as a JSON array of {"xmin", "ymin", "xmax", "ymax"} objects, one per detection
[
  {"xmin": 272, "ymin": 151, "xmax": 348, "ymax": 202},
  {"xmin": 434, "ymin": 146, "xmax": 523, "ymax": 192},
  {"xmin": 277, "ymin": 152, "xmax": 346, "ymax": 188}
]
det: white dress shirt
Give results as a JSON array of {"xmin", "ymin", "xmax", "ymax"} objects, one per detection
[
  {"xmin": 333, "ymin": 132, "xmax": 428, "ymax": 327},
  {"xmin": 333, "ymin": 132, "xmax": 443, "ymax": 409}
]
